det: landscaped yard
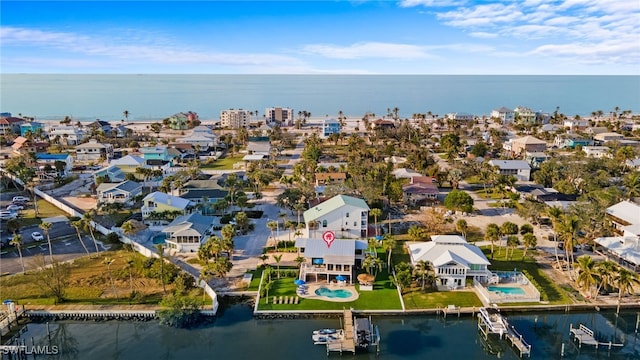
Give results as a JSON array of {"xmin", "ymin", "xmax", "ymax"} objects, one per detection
[
  {"xmin": 403, "ymin": 290, "xmax": 483, "ymax": 309},
  {"xmin": 200, "ymin": 155, "xmax": 245, "ymax": 170}
]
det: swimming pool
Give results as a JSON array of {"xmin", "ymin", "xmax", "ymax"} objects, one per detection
[
  {"xmin": 314, "ymin": 287, "xmax": 354, "ymax": 299},
  {"xmin": 487, "ymin": 286, "xmax": 525, "ymax": 295},
  {"xmin": 152, "ymin": 235, "xmax": 166, "ymax": 245}
]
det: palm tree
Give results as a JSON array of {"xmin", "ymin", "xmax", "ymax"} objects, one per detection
[
  {"xmin": 272, "ymin": 254, "xmax": 283, "ymax": 279},
  {"xmin": 506, "ymin": 235, "xmax": 519, "ymax": 260},
  {"xmin": 614, "ymin": 268, "xmax": 640, "ymax": 314},
  {"xmin": 39, "ymin": 221, "xmax": 54, "ymax": 263},
  {"xmin": 121, "ymin": 220, "xmax": 137, "ymax": 243},
  {"xmin": 156, "ymin": 244, "xmax": 166, "ymax": 294},
  {"xmin": 267, "ymin": 221, "xmax": 278, "ymax": 250},
  {"xmin": 123, "ymin": 110, "xmax": 129, "ymax": 122},
  {"xmin": 370, "ymin": 208, "xmax": 382, "ymax": 236},
  {"xmin": 382, "ymin": 234, "xmax": 396, "ymax": 270},
  {"xmin": 575, "ymin": 256, "xmax": 597, "ymax": 298},
  {"xmin": 521, "ymin": 233, "xmax": 537, "ymax": 260},
  {"xmin": 485, "ymin": 223, "xmax": 500, "ymax": 258},
  {"xmin": 103, "ymin": 257, "xmax": 119, "ymax": 300},
  {"xmin": 455, "ymin": 219, "xmax": 468, "ymax": 239},
  {"xmin": 556, "ymin": 214, "xmax": 580, "ymax": 272},
  {"xmin": 10, "ymin": 234, "xmax": 25, "ymax": 273},
  {"xmin": 594, "ymin": 260, "xmax": 616, "ymax": 300},
  {"xmin": 71, "ymin": 219, "xmax": 91, "ymax": 254},
  {"xmin": 82, "ymin": 211, "xmax": 101, "ymax": 254},
  {"xmin": 413, "ymin": 260, "xmax": 433, "ymax": 291}
]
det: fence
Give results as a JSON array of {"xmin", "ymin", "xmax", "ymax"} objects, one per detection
[{"xmin": 0, "ymin": 305, "xmax": 25, "ymax": 337}]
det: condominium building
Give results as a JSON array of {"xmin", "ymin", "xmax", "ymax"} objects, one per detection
[
  {"xmin": 265, "ymin": 107, "xmax": 294, "ymax": 125},
  {"xmin": 220, "ymin": 109, "xmax": 250, "ymax": 128}
]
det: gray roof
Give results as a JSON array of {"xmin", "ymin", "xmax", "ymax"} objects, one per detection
[
  {"xmin": 96, "ymin": 180, "xmax": 141, "ymax": 194},
  {"xmin": 295, "ymin": 238, "xmax": 358, "ymax": 258},
  {"xmin": 408, "ymin": 235, "xmax": 490, "ymax": 267},
  {"xmin": 181, "ymin": 188, "xmax": 228, "ymax": 200},
  {"xmin": 489, "ymin": 159, "xmax": 531, "ymax": 170},
  {"xmin": 162, "ymin": 212, "xmax": 214, "ymax": 236}
]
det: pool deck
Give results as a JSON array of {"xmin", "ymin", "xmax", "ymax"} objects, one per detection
[{"xmin": 298, "ymin": 282, "xmax": 360, "ymax": 302}]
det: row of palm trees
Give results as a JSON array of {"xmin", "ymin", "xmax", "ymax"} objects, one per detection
[
  {"xmin": 574, "ymin": 256, "xmax": 640, "ymax": 313},
  {"xmin": 9, "ymin": 211, "xmax": 100, "ymax": 274}
]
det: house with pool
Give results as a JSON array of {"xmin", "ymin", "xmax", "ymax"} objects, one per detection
[
  {"xmin": 295, "ymin": 237, "xmax": 370, "ymax": 285},
  {"xmin": 160, "ymin": 212, "xmax": 215, "ymax": 253},
  {"xmin": 142, "ymin": 191, "xmax": 195, "ymax": 227},
  {"xmin": 407, "ymin": 235, "xmax": 492, "ymax": 290},
  {"xmin": 304, "ymin": 194, "xmax": 369, "ymax": 239}
]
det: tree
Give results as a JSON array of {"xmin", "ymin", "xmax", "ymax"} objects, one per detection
[
  {"xmin": 272, "ymin": 254, "xmax": 283, "ymax": 279},
  {"xmin": 370, "ymin": 208, "xmax": 382, "ymax": 236},
  {"xmin": 443, "ymin": 189, "xmax": 474, "ymax": 213},
  {"xmin": 407, "ymin": 225, "xmax": 428, "ymax": 241},
  {"xmin": 10, "ymin": 234, "xmax": 25, "ymax": 273},
  {"xmin": 413, "ymin": 260, "xmax": 433, "ymax": 291},
  {"xmin": 575, "ymin": 256, "xmax": 596, "ymax": 298},
  {"xmin": 614, "ymin": 268, "xmax": 640, "ymax": 314},
  {"xmin": 556, "ymin": 214, "xmax": 581, "ymax": 271},
  {"xmin": 594, "ymin": 260, "xmax": 616, "ymax": 300},
  {"xmin": 156, "ymin": 244, "xmax": 166, "ymax": 294},
  {"xmin": 32, "ymin": 255, "xmax": 70, "ymax": 304},
  {"xmin": 522, "ymin": 233, "xmax": 537, "ymax": 259},
  {"xmin": 382, "ymin": 234, "xmax": 396, "ymax": 270},
  {"xmin": 103, "ymin": 257, "xmax": 119, "ymax": 300},
  {"xmin": 158, "ymin": 293, "xmax": 202, "ymax": 328},
  {"xmin": 485, "ymin": 223, "xmax": 500, "ymax": 258},
  {"xmin": 71, "ymin": 219, "xmax": 91, "ymax": 254},
  {"xmin": 121, "ymin": 220, "xmax": 137, "ymax": 242},
  {"xmin": 267, "ymin": 221, "xmax": 278, "ymax": 249},
  {"xmin": 39, "ymin": 221, "xmax": 54, "ymax": 263},
  {"xmin": 506, "ymin": 235, "xmax": 519, "ymax": 260},
  {"xmin": 82, "ymin": 211, "xmax": 101, "ymax": 253},
  {"xmin": 455, "ymin": 219, "xmax": 468, "ymax": 239},
  {"xmin": 500, "ymin": 222, "xmax": 519, "ymax": 257}
]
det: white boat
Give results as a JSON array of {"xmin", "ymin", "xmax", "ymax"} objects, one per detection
[
  {"xmin": 313, "ymin": 328, "xmax": 338, "ymax": 335},
  {"xmin": 312, "ymin": 329, "xmax": 344, "ymax": 344}
]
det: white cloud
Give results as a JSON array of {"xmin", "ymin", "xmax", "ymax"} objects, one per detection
[
  {"xmin": 469, "ymin": 32, "xmax": 498, "ymax": 39},
  {"xmin": 301, "ymin": 42, "xmax": 434, "ymax": 59},
  {"xmin": 398, "ymin": 0, "xmax": 466, "ymax": 7}
]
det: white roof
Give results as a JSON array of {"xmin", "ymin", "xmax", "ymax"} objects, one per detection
[
  {"xmin": 110, "ymin": 155, "xmax": 145, "ymax": 166},
  {"xmin": 512, "ymin": 135, "xmax": 546, "ymax": 145},
  {"xmin": 408, "ymin": 235, "xmax": 490, "ymax": 268},
  {"xmin": 393, "ymin": 168, "xmax": 422, "ymax": 179},
  {"xmin": 594, "ymin": 236, "xmax": 640, "ymax": 266},
  {"xmin": 143, "ymin": 191, "xmax": 193, "ymax": 210},
  {"xmin": 606, "ymin": 200, "xmax": 640, "ymax": 225},
  {"xmin": 489, "ymin": 159, "xmax": 531, "ymax": 170}
]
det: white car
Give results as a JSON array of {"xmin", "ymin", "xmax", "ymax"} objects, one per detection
[
  {"xmin": 12, "ymin": 196, "xmax": 30, "ymax": 203},
  {"xmin": 31, "ymin": 232, "xmax": 44, "ymax": 241},
  {"xmin": 6, "ymin": 204, "xmax": 24, "ymax": 212}
]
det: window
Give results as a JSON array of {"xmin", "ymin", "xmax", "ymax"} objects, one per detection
[
  {"xmin": 346, "ymin": 213, "xmax": 349, "ymax": 218},
  {"xmin": 353, "ymin": 221, "xmax": 357, "ymax": 227},
  {"xmin": 322, "ymin": 220, "xmax": 327, "ymax": 228}
]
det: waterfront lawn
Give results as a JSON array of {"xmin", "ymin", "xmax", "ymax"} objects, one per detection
[
  {"xmin": 403, "ymin": 290, "xmax": 483, "ymax": 310},
  {"xmin": 256, "ymin": 274, "xmax": 402, "ymax": 311},
  {"xmin": 482, "ymin": 247, "xmax": 573, "ymax": 305}
]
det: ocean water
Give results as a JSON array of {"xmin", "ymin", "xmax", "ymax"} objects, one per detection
[
  {"xmin": 1, "ymin": 74, "xmax": 638, "ymax": 122},
  {"xmin": 7, "ymin": 305, "xmax": 640, "ymax": 359}
]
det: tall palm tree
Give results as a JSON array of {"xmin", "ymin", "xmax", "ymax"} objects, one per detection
[
  {"xmin": 121, "ymin": 220, "xmax": 137, "ymax": 241},
  {"xmin": 594, "ymin": 260, "xmax": 616, "ymax": 300},
  {"xmin": 556, "ymin": 214, "xmax": 580, "ymax": 273},
  {"xmin": 485, "ymin": 223, "xmax": 500, "ymax": 258},
  {"xmin": 575, "ymin": 256, "xmax": 597, "ymax": 298},
  {"xmin": 103, "ymin": 257, "xmax": 118, "ymax": 300},
  {"xmin": 382, "ymin": 234, "xmax": 396, "ymax": 270},
  {"xmin": 155, "ymin": 244, "xmax": 166, "ymax": 294},
  {"xmin": 370, "ymin": 208, "xmax": 382, "ymax": 236},
  {"xmin": 413, "ymin": 260, "xmax": 433, "ymax": 291},
  {"xmin": 71, "ymin": 219, "xmax": 91, "ymax": 254},
  {"xmin": 272, "ymin": 254, "xmax": 283, "ymax": 279},
  {"xmin": 521, "ymin": 233, "xmax": 537, "ymax": 260},
  {"xmin": 455, "ymin": 219, "xmax": 468, "ymax": 239},
  {"xmin": 267, "ymin": 221, "xmax": 278, "ymax": 249},
  {"xmin": 614, "ymin": 268, "xmax": 640, "ymax": 314},
  {"xmin": 39, "ymin": 221, "xmax": 54, "ymax": 263},
  {"xmin": 82, "ymin": 211, "xmax": 101, "ymax": 253},
  {"xmin": 10, "ymin": 234, "xmax": 25, "ymax": 273}
]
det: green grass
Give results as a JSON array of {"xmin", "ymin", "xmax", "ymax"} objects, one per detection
[
  {"xmin": 200, "ymin": 155, "xmax": 245, "ymax": 170},
  {"xmin": 474, "ymin": 189, "xmax": 504, "ymax": 199},
  {"xmin": 482, "ymin": 247, "xmax": 573, "ymax": 305},
  {"xmin": 19, "ymin": 199, "xmax": 70, "ymax": 227},
  {"xmin": 403, "ymin": 290, "xmax": 483, "ymax": 309}
]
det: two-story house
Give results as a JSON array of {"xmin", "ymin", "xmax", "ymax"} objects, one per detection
[
  {"xmin": 488, "ymin": 159, "xmax": 531, "ymax": 182},
  {"xmin": 490, "ymin": 107, "xmax": 515, "ymax": 123},
  {"xmin": 139, "ymin": 146, "xmax": 174, "ymax": 163},
  {"xmin": 594, "ymin": 200, "xmax": 640, "ymax": 272},
  {"xmin": 304, "ymin": 194, "xmax": 369, "ymax": 239},
  {"xmin": 295, "ymin": 237, "xmax": 370, "ymax": 285},
  {"xmin": 96, "ymin": 180, "xmax": 143, "ymax": 205},
  {"xmin": 20, "ymin": 122, "xmax": 43, "ymax": 137},
  {"xmin": 75, "ymin": 139, "xmax": 113, "ymax": 161},
  {"xmin": 408, "ymin": 235, "xmax": 492, "ymax": 290},
  {"xmin": 49, "ymin": 125, "xmax": 86, "ymax": 145},
  {"xmin": 35, "ymin": 153, "xmax": 73, "ymax": 178},
  {"xmin": 161, "ymin": 212, "xmax": 215, "ymax": 253},
  {"xmin": 322, "ymin": 118, "xmax": 341, "ymax": 138},
  {"xmin": 141, "ymin": 191, "xmax": 195, "ymax": 226}
]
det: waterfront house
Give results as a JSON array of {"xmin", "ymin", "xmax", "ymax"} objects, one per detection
[
  {"xmin": 606, "ymin": 200, "xmax": 640, "ymax": 236},
  {"xmin": 407, "ymin": 235, "xmax": 492, "ymax": 290},
  {"xmin": 0, "ymin": 116, "xmax": 25, "ymax": 136},
  {"xmin": 20, "ymin": 122, "xmax": 43, "ymax": 137},
  {"xmin": 514, "ymin": 106, "xmax": 536, "ymax": 125},
  {"xmin": 139, "ymin": 146, "xmax": 174, "ymax": 162},
  {"xmin": 488, "ymin": 159, "xmax": 531, "ymax": 182},
  {"xmin": 49, "ymin": 125, "xmax": 86, "ymax": 145},
  {"xmin": 75, "ymin": 139, "xmax": 113, "ymax": 161},
  {"xmin": 322, "ymin": 118, "xmax": 341, "ymax": 138},
  {"xmin": 35, "ymin": 153, "xmax": 73, "ymax": 178},
  {"xmin": 304, "ymin": 194, "xmax": 369, "ymax": 239},
  {"xmin": 96, "ymin": 180, "xmax": 143, "ymax": 205},
  {"xmin": 142, "ymin": 191, "xmax": 195, "ymax": 226},
  {"xmin": 295, "ymin": 237, "xmax": 369, "ymax": 284},
  {"xmin": 167, "ymin": 111, "xmax": 199, "ymax": 130},
  {"xmin": 88, "ymin": 120, "xmax": 112, "ymax": 134},
  {"xmin": 490, "ymin": 107, "xmax": 515, "ymax": 124},
  {"xmin": 161, "ymin": 212, "xmax": 215, "ymax": 253},
  {"xmin": 595, "ymin": 200, "xmax": 640, "ymax": 272}
]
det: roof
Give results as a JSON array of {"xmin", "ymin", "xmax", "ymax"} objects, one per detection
[
  {"xmin": 593, "ymin": 237, "xmax": 640, "ymax": 266},
  {"xmin": 403, "ymin": 182, "xmax": 438, "ymax": 195},
  {"xmin": 76, "ymin": 140, "xmax": 107, "ymax": 149},
  {"xmin": 96, "ymin": 180, "xmax": 142, "ymax": 193},
  {"xmin": 143, "ymin": 191, "xmax": 193, "ymax": 210},
  {"xmin": 295, "ymin": 238, "xmax": 366, "ymax": 264},
  {"xmin": 162, "ymin": 212, "xmax": 214, "ymax": 237},
  {"xmin": 512, "ymin": 135, "xmax": 546, "ymax": 145},
  {"xmin": 180, "ymin": 188, "xmax": 228, "ymax": 200},
  {"xmin": 488, "ymin": 159, "xmax": 531, "ymax": 170},
  {"xmin": 393, "ymin": 168, "xmax": 423, "ymax": 179},
  {"xmin": 606, "ymin": 200, "xmax": 640, "ymax": 225},
  {"xmin": 303, "ymin": 195, "xmax": 369, "ymax": 223},
  {"xmin": 315, "ymin": 172, "xmax": 347, "ymax": 182},
  {"xmin": 140, "ymin": 146, "xmax": 168, "ymax": 154},
  {"xmin": 493, "ymin": 107, "xmax": 513, "ymax": 112},
  {"xmin": 243, "ymin": 154, "xmax": 267, "ymax": 161},
  {"xmin": 407, "ymin": 235, "xmax": 490, "ymax": 267},
  {"xmin": 110, "ymin": 155, "xmax": 145, "ymax": 166}
]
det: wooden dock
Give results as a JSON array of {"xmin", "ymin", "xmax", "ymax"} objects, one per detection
[
  {"xmin": 326, "ymin": 309, "xmax": 356, "ymax": 355},
  {"xmin": 477, "ymin": 307, "xmax": 531, "ymax": 358},
  {"xmin": 569, "ymin": 323, "xmax": 624, "ymax": 349}
]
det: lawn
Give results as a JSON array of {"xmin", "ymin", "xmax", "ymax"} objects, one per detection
[
  {"xmin": 200, "ymin": 155, "xmax": 245, "ymax": 170},
  {"xmin": 403, "ymin": 290, "xmax": 483, "ymax": 310},
  {"xmin": 19, "ymin": 199, "xmax": 70, "ymax": 227},
  {"xmin": 481, "ymin": 246, "xmax": 573, "ymax": 305}
]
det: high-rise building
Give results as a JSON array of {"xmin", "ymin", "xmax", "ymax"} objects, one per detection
[
  {"xmin": 220, "ymin": 109, "xmax": 250, "ymax": 128},
  {"xmin": 265, "ymin": 107, "xmax": 294, "ymax": 125}
]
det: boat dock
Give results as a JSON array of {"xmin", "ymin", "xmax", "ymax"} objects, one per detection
[
  {"xmin": 326, "ymin": 309, "xmax": 356, "ymax": 355},
  {"xmin": 569, "ymin": 323, "xmax": 624, "ymax": 349},
  {"xmin": 478, "ymin": 307, "xmax": 531, "ymax": 358}
]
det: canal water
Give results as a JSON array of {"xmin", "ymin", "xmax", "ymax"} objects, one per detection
[{"xmin": 5, "ymin": 305, "xmax": 640, "ymax": 359}]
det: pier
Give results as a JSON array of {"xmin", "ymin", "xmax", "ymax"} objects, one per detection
[
  {"xmin": 478, "ymin": 307, "xmax": 531, "ymax": 358},
  {"xmin": 569, "ymin": 323, "xmax": 624, "ymax": 349},
  {"xmin": 326, "ymin": 309, "xmax": 356, "ymax": 355}
]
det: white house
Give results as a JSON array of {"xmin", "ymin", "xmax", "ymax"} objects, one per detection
[
  {"xmin": 96, "ymin": 180, "xmax": 143, "ymax": 205},
  {"xmin": 491, "ymin": 107, "xmax": 515, "ymax": 123},
  {"xmin": 75, "ymin": 139, "xmax": 114, "ymax": 161},
  {"xmin": 582, "ymin": 146, "xmax": 612, "ymax": 158},
  {"xmin": 295, "ymin": 238, "xmax": 370, "ymax": 284},
  {"xmin": 48, "ymin": 125, "xmax": 86, "ymax": 145},
  {"xmin": 488, "ymin": 159, "xmax": 531, "ymax": 182},
  {"xmin": 595, "ymin": 200, "xmax": 640, "ymax": 272},
  {"xmin": 304, "ymin": 194, "xmax": 370, "ymax": 239},
  {"xmin": 141, "ymin": 191, "xmax": 195, "ymax": 226},
  {"xmin": 407, "ymin": 235, "xmax": 492, "ymax": 290},
  {"xmin": 161, "ymin": 212, "xmax": 215, "ymax": 253}
]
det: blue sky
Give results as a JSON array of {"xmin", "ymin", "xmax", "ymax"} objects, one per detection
[{"xmin": 1, "ymin": 0, "xmax": 639, "ymax": 74}]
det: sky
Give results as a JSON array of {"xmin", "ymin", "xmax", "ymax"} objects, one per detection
[{"xmin": 1, "ymin": 0, "xmax": 639, "ymax": 75}]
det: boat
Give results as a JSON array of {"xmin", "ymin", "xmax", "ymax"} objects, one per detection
[
  {"xmin": 312, "ymin": 329, "xmax": 344, "ymax": 344},
  {"xmin": 313, "ymin": 328, "xmax": 338, "ymax": 335},
  {"xmin": 354, "ymin": 317, "xmax": 380, "ymax": 349}
]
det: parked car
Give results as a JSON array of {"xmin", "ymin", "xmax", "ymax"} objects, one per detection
[
  {"xmin": 6, "ymin": 204, "xmax": 24, "ymax": 212},
  {"xmin": 31, "ymin": 232, "xmax": 44, "ymax": 241},
  {"xmin": 12, "ymin": 196, "xmax": 30, "ymax": 203},
  {"xmin": 0, "ymin": 211, "xmax": 18, "ymax": 221}
]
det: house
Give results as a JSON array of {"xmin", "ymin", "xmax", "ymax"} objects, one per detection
[
  {"xmin": 109, "ymin": 155, "xmax": 146, "ymax": 172},
  {"xmin": 112, "ymin": 124, "xmax": 131, "ymax": 138},
  {"xmin": 170, "ymin": 179, "xmax": 228, "ymax": 215},
  {"xmin": 93, "ymin": 165, "xmax": 126, "ymax": 183},
  {"xmin": 370, "ymin": 119, "xmax": 395, "ymax": 130},
  {"xmin": 554, "ymin": 134, "xmax": 593, "ymax": 149},
  {"xmin": 0, "ymin": 116, "xmax": 25, "ymax": 136},
  {"xmin": 177, "ymin": 125, "xmax": 218, "ymax": 151},
  {"xmin": 322, "ymin": 118, "xmax": 341, "ymax": 137},
  {"xmin": 295, "ymin": 237, "xmax": 370, "ymax": 284},
  {"xmin": 509, "ymin": 136, "xmax": 547, "ymax": 155},
  {"xmin": 490, "ymin": 107, "xmax": 515, "ymax": 123},
  {"xmin": 595, "ymin": 200, "xmax": 640, "ymax": 272},
  {"xmin": 594, "ymin": 132, "xmax": 624, "ymax": 144},
  {"xmin": 403, "ymin": 176, "xmax": 438, "ymax": 205},
  {"xmin": 315, "ymin": 172, "xmax": 347, "ymax": 186},
  {"xmin": 49, "ymin": 125, "xmax": 86, "ymax": 145},
  {"xmin": 582, "ymin": 146, "xmax": 612, "ymax": 158},
  {"xmin": 161, "ymin": 212, "xmax": 215, "ymax": 253},
  {"xmin": 445, "ymin": 112, "xmax": 474, "ymax": 121},
  {"xmin": 407, "ymin": 235, "xmax": 492, "ymax": 290},
  {"xmin": 585, "ymin": 127, "xmax": 609, "ymax": 136},
  {"xmin": 141, "ymin": 191, "xmax": 195, "ymax": 226},
  {"xmin": 11, "ymin": 136, "xmax": 48, "ymax": 155},
  {"xmin": 246, "ymin": 137, "xmax": 271, "ymax": 156},
  {"xmin": 167, "ymin": 111, "xmax": 199, "ymax": 130},
  {"xmin": 75, "ymin": 139, "xmax": 114, "ymax": 161},
  {"xmin": 540, "ymin": 124, "xmax": 561, "ymax": 132},
  {"xmin": 524, "ymin": 151, "xmax": 549, "ymax": 168},
  {"xmin": 20, "ymin": 122, "xmax": 43, "ymax": 137},
  {"xmin": 393, "ymin": 168, "xmax": 423, "ymax": 179},
  {"xmin": 87, "ymin": 120, "xmax": 112, "ymax": 134},
  {"xmin": 563, "ymin": 119, "xmax": 589, "ymax": 131},
  {"xmin": 35, "ymin": 153, "xmax": 73, "ymax": 177},
  {"xmin": 488, "ymin": 159, "xmax": 531, "ymax": 182},
  {"xmin": 304, "ymin": 194, "xmax": 369, "ymax": 239},
  {"xmin": 139, "ymin": 146, "xmax": 175, "ymax": 163},
  {"xmin": 96, "ymin": 180, "xmax": 143, "ymax": 205},
  {"xmin": 606, "ymin": 200, "xmax": 640, "ymax": 236},
  {"xmin": 514, "ymin": 106, "xmax": 536, "ymax": 124}
]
